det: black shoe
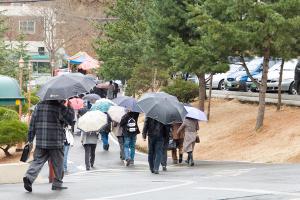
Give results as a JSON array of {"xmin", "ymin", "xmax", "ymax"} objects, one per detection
[
  {"xmin": 52, "ymin": 185, "xmax": 68, "ymax": 190},
  {"xmin": 107, "ymin": 144, "xmax": 110, "ymax": 151},
  {"xmin": 126, "ymin": 159, "xmax": 131, "ymax": 167},
  {"xmin": 190, "ymin": 162, "xmax": 195, "ymax": 166},
  {"xmin": 86, "ymin": 167, "xmax": 90, "ymax": 171},
  {"xmin": 23, "ymin": 177, "xmax": 32, "ymax": 192},
  {"xmin": 162, "ymin": 166, "xmax": 167, "ymax": 171},
  {"xmin": 154, "ymin": 171, "xmax": 159, "ymax": 174},
  {"xmin": 179, "ymin": 154, "xmax": 183, "ymax": 163},
  {"xmin": 150, "ymin": 169, "xmax": 154, "ymax": 173}
]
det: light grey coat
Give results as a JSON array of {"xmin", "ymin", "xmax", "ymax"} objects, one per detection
[
  {"xmin": 81, "ymin": 131, "xmax": 98, "ymax": 145},
  {"xmin": 112, "ymin": 122, "xmax": 123, "ymax": 137},
  {"xmin": 177, "ymin": 118, "xmax": 199, "ymax": 153}
]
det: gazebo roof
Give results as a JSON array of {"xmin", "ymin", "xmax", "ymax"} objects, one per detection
[{"xmin": 0, "ymin": 75, "xmax": 25, "ymax": 105}]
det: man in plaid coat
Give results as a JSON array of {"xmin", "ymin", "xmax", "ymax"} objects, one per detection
[{"xmin": 23, "ymin": 100, "xmax": 74, "ymax": 192}]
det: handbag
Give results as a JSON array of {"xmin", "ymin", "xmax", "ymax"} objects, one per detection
[
  {"xmin": 167, "ymin": 139, "xmax": 177, "ymax": 150},
  {"xmin": 20, "ymin": 144, "xmax": 31, "ymax": 162},
  {"xmin": 195, "ymin": 135, "xmax": 200, "ymax": 143}
]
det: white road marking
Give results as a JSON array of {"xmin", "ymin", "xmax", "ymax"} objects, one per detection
[
  {"xmin": 194, "ymin": 187, "xmax": 300, "ymax": 197},
  {"xmin": 206, "ymin": 168, "xmax": 256, "ymax": 178},
  {"xmin": 85, "ymin": 180, "xmax": 195, "ymax": 200}
]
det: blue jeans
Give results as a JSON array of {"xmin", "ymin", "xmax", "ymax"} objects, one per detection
[
  {"xmin": 100, "ymin": 132, "xmax": 109, "ymax": 149},
  {"xmin": 63, "ymin": 144, "xmax": 70, "ymax": 172},
  {"xmin": 148, "ymin": 136, "xmax": 164, "ymax": 172},
  {"xmin": 124, "ymin": 135, "xmax": 137, "ymax": 161}
]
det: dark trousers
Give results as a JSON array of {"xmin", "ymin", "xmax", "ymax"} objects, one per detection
[
  {"xmin": 148, "ymin": 136, "xmax": 164, "ymax": 172},
  {"xmin": 84, "ymin": 144, "xmax": 97, "ymax": 169},
  {"xmin": 25, "ymin": 147, "xmax": 64, "ymax": 187},
  {"xmin": 161, "ymin": 138, "xmax": 169, "ymax": 167},
  {"xmin": 117, "ymin": 136, "xmax": 125, "ymax": 160}
]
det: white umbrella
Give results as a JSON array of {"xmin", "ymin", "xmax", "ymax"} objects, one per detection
[
  {"xmin": 78, "ymin": 110, "xmax": 107, "ymax": 132},
  {"xmin": 184, "ymin": 106, "xmax": 207, "ymax": 121},
  {"xmin": 108, "ymin": 106, "xmax": 126, "ymax": 123}
]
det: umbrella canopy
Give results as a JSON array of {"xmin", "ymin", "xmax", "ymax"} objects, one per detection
[
  {"xmin": 112, "ymin": 96, "xmax": 142, "ymax": 112},
  {"xmin": 184, "ymin": 106, "xmax": 207, "ymax": 121},
  {"xmin": 108, "ymin": 105, "xmax": 126, "ymax": 123},
  {"xmin": 78, "ymin": 110, "xmax": 107, "ymax": 132},
  {"xmin": 83, "ymin": 94, "xmax": 101, "ymax": 102},
  {"xmin": 37, "ymin": 73, "xmax": 96, "ymax": 101},
  {"xmin": 69, "ymin": 98, "xmax": 84, "ymax": 110},
  {"xmin": 96, "ymin": 82, "xmax": 109, "ymax": 89},
  {"xmin": 139, "ymin": 92, "xmax": 179, "ymax": 102},
  {"xmin": 78, "ymin": 59, "xmax": 100, "ymax": 70},
  {"xmin": 137, "ymin": 92, "xmax": 187, "ymax": 124},
  {"xmin": 91, "ymin": 99, "xmax": 116, "ymax": 112}
]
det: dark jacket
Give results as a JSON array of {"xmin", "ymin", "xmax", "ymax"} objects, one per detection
[
  {"xmin": 120, "ymin": 112, "xmax": 140, "ymax": 137},
  {"xmin": 28, "ymin": 101, "xmax": 75, "ymax": 149},
  {"xmin": 142, "ymin": 117, "xmax": 169, "ymax": 139}
]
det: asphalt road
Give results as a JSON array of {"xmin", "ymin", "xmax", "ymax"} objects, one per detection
[{"xmin": 1, "ymin": 135, "xmax": 300, "ymax": 200}]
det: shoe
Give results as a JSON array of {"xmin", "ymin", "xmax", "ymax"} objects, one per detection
[
  {"xmin": 86, "ymin": 167, "xmax": 90, "ymax": 171},
  {"xmin": 107, "ymin": 144, "xmax": 110, "ymax": 151},
  {"xmin": 150, "ymin": 169, "xmax": 154, "ymax": 173},
  {"xmin": 185, "ymin": 160, "xmax": 189, "ymax": 164},
  {"xmin": 173, "ymin": 160, "xmax": 178, "ymax": 164},
  {"xmin": 190, "ymin": 162, "xmax": 195, "ymax": 166},
  {"xmin": 126, "ymin": 159, "xmax": 130, "ymax": 167},
  {"xmin": 154, "ymin": 171, "xmax": 159, "ymax": 174},
  {"xmin": 179, "ymin": 154, "xmax": 183, "ymax": 163},
  {"xmin": 52, "ymin": 185, "xmax": 68, "ymax": 190},
  {"xmin": 23, "ymin": 177, "xmax": 32, "ymax": 192},
  {"xmin": 162, "ymin": 166, "xmax": 167, "ymax": 171}
]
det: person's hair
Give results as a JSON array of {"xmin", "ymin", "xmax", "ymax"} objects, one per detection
[{"xmin": 109, "ymin": 80, "xmax": 113, "ymax": 84}]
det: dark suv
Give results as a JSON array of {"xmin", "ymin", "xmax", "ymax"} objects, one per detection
[{"xmin": 294, "ymin": 60, "xmax": 300, "ymax": 94}]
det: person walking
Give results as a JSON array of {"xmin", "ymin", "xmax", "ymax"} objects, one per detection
[
  {"xmin": 171, "ymin": 122, "xmax": 184, "ymax": 164},
  {"xmin": 99, "ymin": 113, "xmax": 112, "ymax": 151},
  {"xmin": 177, "ymin": 117, "xmax": 199, "ymax": 166},
  {"xmin": 142, "ymin": 117, "xmax": 169, "ymax": 174},
  {"xmin": 23, "ymin": 100, "xmax": 74, "ymax": 192},
  {"xmin": 112, "ymin": 121, "xmax": 125, "ymax": 161},
  {"xmin": 107, "ymin": 81, "xmax": 115, "ymax": 100},
  {"xmin": 63, "ymin": 125, "xmax": 74, "ymax": 173},
  {"xmin": 113, "ymin": 82, "xmax": 119, "ymax": 98},
  {"xmin": 81, "ymin": 131, "xmax": 98, "ymax": 170},
  {"xmin": 120, "ymin": 111, "xmax": 140, "ymax": 166}
]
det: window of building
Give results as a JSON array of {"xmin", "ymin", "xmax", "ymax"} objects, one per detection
[{"xmin": 19, "ymin": 20, "xmax": 35, "ymax": 34}]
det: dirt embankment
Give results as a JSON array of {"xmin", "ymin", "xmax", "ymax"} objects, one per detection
[{"xmin": 137, "ymin": 99, "xmax": 300, "ymax": 163}]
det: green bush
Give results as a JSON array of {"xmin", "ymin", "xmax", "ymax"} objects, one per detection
[
  {"xmin": 0, "ymin": 107, "xmax": 19, "ymax": 121},
  {"xmin": 162, "ymin": 79, "xmax": 198, "ymax": 103},
  {"xmin": 0, "ymin": 120, "xmax": 28, "ymax": 156}
]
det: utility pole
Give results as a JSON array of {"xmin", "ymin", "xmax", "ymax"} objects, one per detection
[
  {"xmin": 27, "ymin": 61, "xmax": 32, "ymax": 124},
  {"xmin": 18, "ymin": 57, "xmax": 24, "ymax": 120}
]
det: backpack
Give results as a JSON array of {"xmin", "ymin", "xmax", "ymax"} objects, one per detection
[{"xmin": 126, "ymin": 117, "xmax": 137, "ymax": 133}]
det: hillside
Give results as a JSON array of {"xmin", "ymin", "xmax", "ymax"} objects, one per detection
[{"xmin": 137, "ymin": 99, "xmax": 300, "ymax": 163}]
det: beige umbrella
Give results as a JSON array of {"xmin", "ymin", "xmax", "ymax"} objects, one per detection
[
  {"xmin": 108, "ymin": 105, "xmax": 126, "ymax": 123},
  {"xmin": 78, "ymin": 110, "xmax": 107, "ymax": 132}
]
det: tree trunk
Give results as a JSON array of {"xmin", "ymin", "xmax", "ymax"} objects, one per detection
[
  {"xmin": 207, "ymin": 74, "xmax": 213, "ymax": 120},
  {"xmin": 1, "ymin": 145, "xmax": 12, "ymax": 157},
  {"xmin": 277, "ymin": 59, "xmax": 284, "ymax": 111},
  {"xmin": 256, "ymin": 46, "xmax": 270, "ymax": 131},
  {"xmin": 197, "ymin": 73, "xmax": 206, "ymax": 111}
]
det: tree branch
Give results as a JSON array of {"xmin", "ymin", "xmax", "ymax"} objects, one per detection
[{"xmin": 240, "ymin": 55, "xmax": 261, "ymax": 87}]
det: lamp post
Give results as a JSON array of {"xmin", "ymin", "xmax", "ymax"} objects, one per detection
[
  {"xmin": 27, "ymin": 61, "xmax": 32, "ymax": 124},
  {"xmin": 18, "ymin": 57, "xmax": 24, "ymax": 120}
]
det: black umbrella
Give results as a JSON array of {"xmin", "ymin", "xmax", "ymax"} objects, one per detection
[
  {"xmin": 37, "ymin": 73, "xmax": 96, "ymax": 101},
  {"xmin": 137, "ymin": 92, "xmax": 187, "ymax": 124},
  {"xmin": 83, "ymin": 93, "xmax": 101, "ymax": 101}
]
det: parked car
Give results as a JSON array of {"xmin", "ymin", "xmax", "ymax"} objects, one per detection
[
  {"xmin": 225, "ymin": 57, "xmax": 278, "ymax": 91},
  {"xmin": 294, "ymin": 60, "xmax": 300, "ymax": 94},
  {"xmin": 205, "ymin": 63, "xmax": 244, "ymax": 90},
  {"xmin": 251, "ymin": 59, "xmax": 298, "ymax": 94}
]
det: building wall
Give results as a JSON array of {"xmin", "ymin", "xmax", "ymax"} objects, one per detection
[{"xmin": 5, "ymin": 16, "xmax": 45, "ymax": 42}]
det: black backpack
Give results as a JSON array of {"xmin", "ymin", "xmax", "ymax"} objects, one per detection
[{"xmin": 126, "ymin": 117, "xmax": 137, "ymax": 133}]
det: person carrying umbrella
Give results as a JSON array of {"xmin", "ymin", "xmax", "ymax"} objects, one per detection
[
  {"xmin": 23, "ymin": 100, "xmax": 75, "ymax": 192},
  {"xmin": 177, "ymin": 117, "xmax": 199, "ymax": 167},
  {"xmin": 142, "ymin": 117, "xmax": 170, "ymax": 174},
  {"xmin": 107, "ymin": 81, "xmax": 115, "ymax": 100},
  {"xmin": 119, "ymin": 111, "xmax": 140, "ymax": 166},
  {"xmin": 171, "ymin": 122, "xmax": 185, "ymax": 164}
]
